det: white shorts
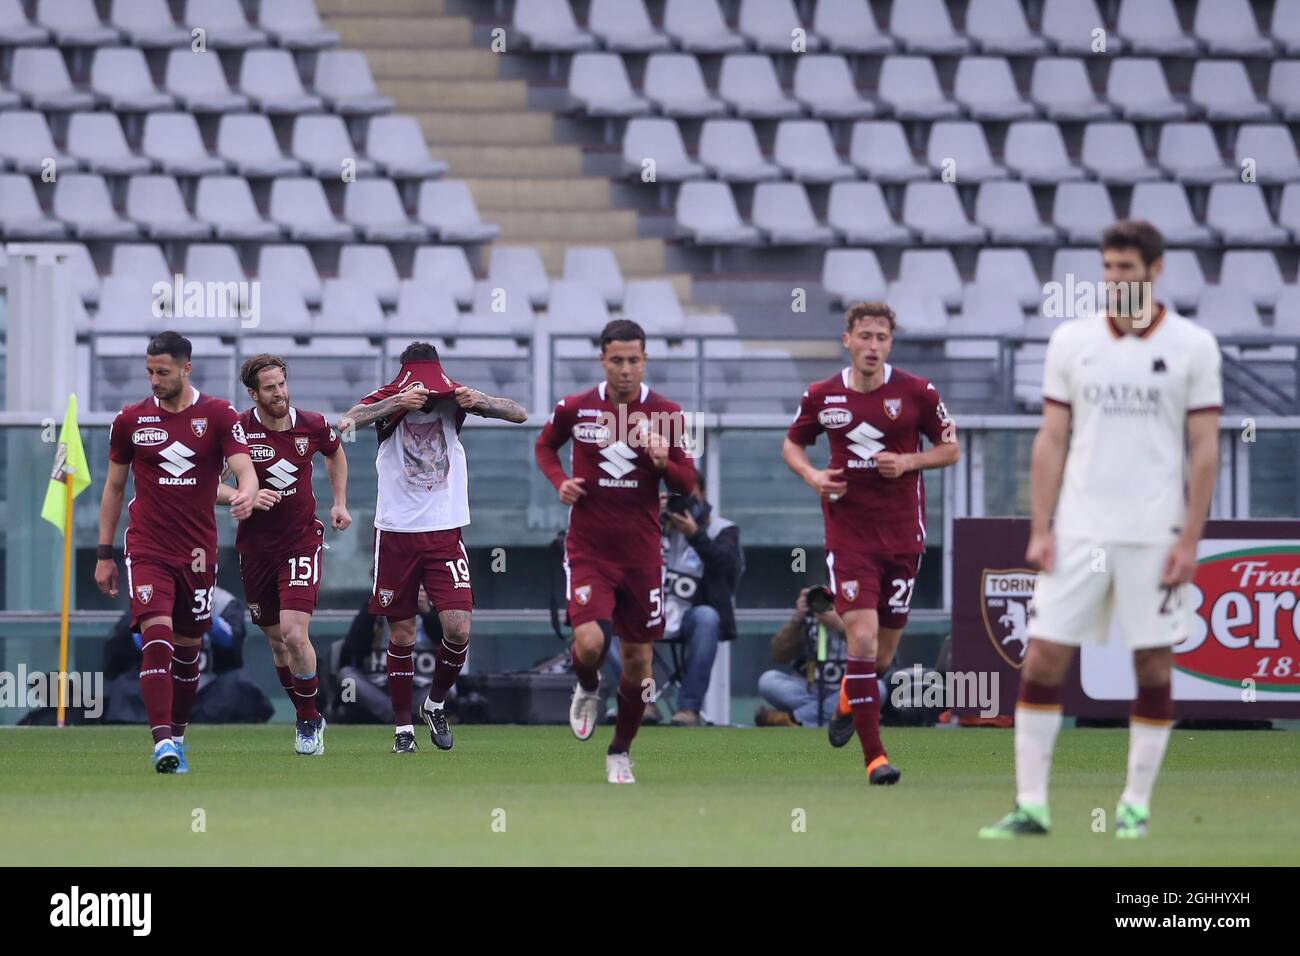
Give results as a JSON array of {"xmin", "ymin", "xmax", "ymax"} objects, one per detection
[{"xmin": 1029, "ymin": 537, "xmax": 1192, "ymax": 650}]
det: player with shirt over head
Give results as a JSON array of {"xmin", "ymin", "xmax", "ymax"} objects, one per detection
[
  {"xmin": 216, "ymin": 354, "xmax": 351, "ymax": 757},
  {"xmin": 980, "ymin": 220, "xmax": 1221, "ymax": 840},
  {"xmin": 95, "ymin": 332, "xmax": 258, "ymax": 773},
  {"xmin": 340, "ymin": 342, "xmax": 527, "ymax": 756},
  {"xmin": 535, "ymin": 319, "xmax": 697, "ymax": 784},
  {"xmin": 783, "ymin": 302, "xmax": 960, "ymax": 786}
]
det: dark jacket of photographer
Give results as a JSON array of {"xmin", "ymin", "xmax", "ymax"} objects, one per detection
[{"xmin": 663, "ymin": 503, "xmax": 743, "ymax": 642}]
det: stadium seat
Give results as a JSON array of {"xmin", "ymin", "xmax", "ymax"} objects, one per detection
[
  {"xmin": 183, "ymin": 0, "xmax": 268, "ymax": 48},
  {"xmin": 293, "ymin": 115, "xmax": 377, "ymax": 178},
  {"xmin": 622, "ymin": 118, "xmax": 706, "ymax": 181},
  {"xmin": 1106, "ymin": 59, "xmax": 1189, "ymax": 121},
  {"xmin": 821, "ymin": 249, "xmax": 886, "ymax": 306},
  {"xmin": 319, "ymin": 278, "xmax": 383, "ymax": 333},
  {"xmin": 109, "ymin": 0, "xmax": 188, "ymax": 47},
  {"xmin": 252, "ymin": 282, "xmax": 312, "ymax": 334},
  {"xmin": 1031, "ymin": 58, "xmax": 1113, "ymax": 121},
  {"xmin": 624, "ymin": 280, "xmax": 687, "ymax": 335},
  {"xmin": 126, "ymin": 175, "xmax": 214, "ymax": 240},
  {"xmin": 1155, "ymin": 249, "xmax": 1206, "ymax": 312},
  {"xmin": 954, "ymin": 56, "xmax": 1036, "ymax": 120},
  {"xmin": 976, "ymin": 182, "xmax": 1059, "ymax": 244},
  {"xmin": 417, "ymin": 180, "xmax": 500, "ymax": 243},
  {"xmin": 513, "ymin": 0, "xmax": 596, "ymax": 51},
  {"xmin": 1235, "ymin": 125, "xmax": 1300, "ymax": 183},
  {"xmin": 0, "ymin": 174, "xmax": 67, "ymax": 238},
  {"xmin": 217, "ymin": 113, "xmax": 303, "ymax": 177},
  {"xmin": 1004, "ymin": 122, "xmax": 1085, "ymax": 183},
  {"xmin": 793, "ymin": 55, "xmax": 876, "ymax": 119},
  {"xmin": 313, "ymin": 51, "xmax": 395, "ymax": 116},
  {"xmin": 36, "ymin": 0, "xmax": 118, "ymax": 46},
  {"xmin": 1050, "ymin": 248, "xmax": 1103, "ymax": 291},
  {"xmin": 718, "ymin": 55, "xmax": 803, "ymax": 118},
  {"xmin": 878, "ymin": 56, "xmax": 960, "ymax": 120},
  {"xmin": 1115, "ymin": 0, "xmax": 1197, "ymax": 55},
  {"xmin": 1220, "ymin": 251, "xmax": 1284, "ymax": 308},
  {"xmin": 91, "ymin": 47, "xmax": 176, "ymax": 111},
  {"xmin": 1041, "ymin": 0, "xmax": 1113, "ymax": 55},
  {"xmin": 689, "ymin": 314, "xmax": 739, "ymax": 336},
  {"xmin": 545, "ymin": 280, "xmax": 610, "ymax": 335},
  {"xmin": 489, "ymin": 246, "xmax": 551, "ymax": 308},
  {"xmin": 700, "ymin": 119, "xmax": 782, "ymax": 181},
  {"xmin": 196, "ymin": 176, "xmax": 282, "ymax": 240},
  {"xmin": 1268, "ymin": 62, "xmax": 1300, "ymax": 119},
  {"xmin": 752, "ymin": 182, "xmax": 835, "ymax": 245},
  {"xmin": 366, "ymin": 116, "xmax": 448, "ymax": 179},
  {"xmin": 1190, "ymin": 61, "xmax": 1274, "ymax": 121},
  {"xmin": 241, "ymin": 49, "xmax": 324, "ymax": 114},
  {"xmin": 1129, "ymin": 182, "xmax": 1215, "ymax": 247},
  {"xmin": 270, "ymin": 178, "xmax": 356, "ymax": 242},
  {"xmin": 663, "ymin": 0, "xmax": 745, "ymax": 52},
  {"xmin": 339, "ymin": 245, "xmax": 401, "ymax": 308},
  {"xmin": 643, "ymin": 53, "xmax": 727, "ymax": 117},
  {"xmin": 738, "ymin": 0, "xmax": 822, "ymax": 53},
  {"xmin": 1081, "ymin": 123, "xmax": 1162, "ymax": 183},
  {"xmin": 469, "ymin": 281, "xmax": 536, "ymax": 336},
  {"xmin": 567, "ymin": 53, "xmax": 650, "ymax": 117},
  {"xmin": 414, "ymin": 245, "xmax": 476, "ymax": 308},
  {"xmin": 11, "ymin": 48, "xmax": 95, "ymax": 110},
  {"xmin": 390, "ymin": 280, "xmax": 460, "ymax": 336},
  {"xmin": 975, "ymin": 249, "xmax": 1043, "ymax": 310},
  {"xmin": 0, "ymin": 111, "xmax": 78, "ymax": 174},
  {"xmin": 959, "ymin": 283, "xmax": 1029, "ymax": 335},
  {"xmin": 966, "ymin": 0, "xmax": 1049, "ymax": 55},
  {"xmin": 185, "ymin": 243, "xmax": 244, "ymax": 286},
  {"xmin": 64, "ymin": 243, "xmax": 99, "ymax": 305},
  {"xmin": 849, "ymin": 121, "xmax": 928, "ymax": 181},
  {"xmin": 926, "ymin": 121, "xmax": 1007, "ymax": 182},
  {"xmin": 141, "ymin": 112, "xmax": 227, "ymax": 176},
  {"xmin": 0, "ymin": 0, "xmax": 48, "ymax": 45},
  {"xmin": 887, "ymin": 285, "xmax": 949, "ymax": 336},
  {"xmin": 890, "ymin": 0, "xmax": 971, "ymax": 54},
  {"xmin": 258, "ymin": 244, "xmax": 322, "ymax": 307},
  {"xmin": 897, "ymin": 249, "xmax": 963, "ymax": 308},
  {"xmin": 1274, "ymin": 0, "xmax": 1300, "ymax": 55},
  {"xmin": 1195, "ymin": 286, "xmax": 1265, "ymax": 336},
  {"xmin": 96, "ymin": 276, "xmax": 166, "ymax": 333},
  {"xmin": 774, "ymin": 120, "xmax": 855, "ymax": 181},
  {"xmin": 561, "ymin": 247, "xmax": 628, "ymax": 309},
  {"xmin": 259, "ymin": 0, "xmax": 339, "ymax": 50},
  {"xmin": 165, "ymin": 48, "xmax": 250, "ymax": 113},
  {"xmin": 812, "ymin": 0, "xmax": 894, "ymax": 53},
  {"xmin": 110, "ymin": 243, "xmax": 170, "ymax": 286},
  {"xmin": 587, "ymin": 0, "xmax": 668, "ymax": 51},
  {"xmin": 902, "ymin": 183, "xmax": 985, "ymax": 244},
  {"xmin": 343, "ymin": 179, "xmax": 431, "ymax": 242},
  {"xmin": 674, "ymin": 181, "xmax": 761, "ymax": 245},
  {"xmin": 1193, "ymin": 0, "xmax": 1275, "ymax": 56},
  {"xmin": 827, "ymin": 181, "xmax": 914, "ymax": 244},
  {"xmin": 1206, "ymin": 183, "xmax": 1291, "ymax": 246},
  {"xmin": 1051, "ymin": 181, "xmax": 1117, "ymax": 244},
  {"xmin": 1157, "ymin": 123, "xmax": 1236, "ymax": 184},
  {"xmin": 55, "ymin": 174, "xmax": 141, "ymax": 239}
]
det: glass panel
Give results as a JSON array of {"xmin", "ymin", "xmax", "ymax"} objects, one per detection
[{"xmin": 1249, "ymin": 429, "xmax": 1300, "ymax": 518}]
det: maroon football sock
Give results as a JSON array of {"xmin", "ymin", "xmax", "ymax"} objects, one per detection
[
  {"xmin": 1133, "ymin": 681, "xmax": 1173, "ymax": 722},
  {"xmin": 571, "ymin": 642, "xmax": 601, "ymax": 693},
  {"xmin": 387, "ymin": 639, "xmax": 415, "ymax": 727},
  {"xmin": 292, "ymin": 673, "xmax": 321, "ymax": 722},
  {"xmin": 139, "ymin": 624, "xmax": 175, "ymax": 745},
  {"xmin": 608, "ymin": 677, "xmax": 645, "ymax": 755},
  {"xmin": 169, "ymin": 642, "xmax": 202, "ymax": 739},
  {"xmin": 845, "ymin": 657, "xmax": 886, "ymax": 764},
  {"xmin": 275, "ymin": 664, "xmax": 296, "ymax": 706},
  {"xmin": 427, "ymin": 638, "xmax": 468, "ymax": 705}
]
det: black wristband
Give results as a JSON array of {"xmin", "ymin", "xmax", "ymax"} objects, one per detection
[{"xmin": 97, "ymin": 544, "xmax": 114, "ymax": 561}]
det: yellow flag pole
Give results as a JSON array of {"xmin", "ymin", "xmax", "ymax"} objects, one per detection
[{"xmin": 57, "ymin": 468, "xmax": 74, "ymax": 728}]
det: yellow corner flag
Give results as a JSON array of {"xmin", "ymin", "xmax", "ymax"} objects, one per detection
[{"xmin": 41, "ymin": 393, "xmax": 92, "ymax": 535}]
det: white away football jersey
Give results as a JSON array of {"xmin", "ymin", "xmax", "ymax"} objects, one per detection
[
  {"xmin": 373, "ymin": 403, "xmax": 470, "ymax": 533},
  {"xmin": 1041, "ymin": 308, "xmax": 1222, "ymax": 544}
]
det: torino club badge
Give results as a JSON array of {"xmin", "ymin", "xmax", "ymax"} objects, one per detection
[
  {"xmin": 378, "ymin": 589, "xmax": 394, "ymax": 608},
  {"xmin": 191, "ymin": 418, "xmax": 208, "ymax": 438},
  {"xmin": 575, "ymin": 585, "xmax": 592, "ymax": 606},
  {"xmin": 294, "ymin": 436, "xmax": 309, "ymax": 456}
]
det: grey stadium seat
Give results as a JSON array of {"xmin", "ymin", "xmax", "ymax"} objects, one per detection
[
  {"xmin": 241, "ymin": 49, "xmax": 324, "ymax": 114},
  {"xmin": 36, "ymin": 0, "xmax": 118, "ymax": 46},
  {"xmin": 417, "ymin": 180, "xmax": 500, "ymax": 243},
  {"xmin": 258, "ymin": 244, "xmax": 322, "ymax": 307},
  {"xmin": 902, "ymin": 183, "xmax": 986, "ymax": 244},
  {"xmin": 67, "ymin": 113, "xmax": 150, "ymax": 178},
  {"xmin": 719, "ymin": 55, "xmax": 802, "ymax": 118},
  {"xmin": 954, "ymin": 56, "xmax": 1036, "ymax": 121},
  {"xmin": 879, "ymin": 57, "xmax": 960, "ymax": 120},
  {"xmin": 1051, "ymin": 181, "xmax": 1117, "ymax": 244},
  {"xmin": 827, "ymin": 181, "xmax": 914, "ymax": 245},
  {"xmin": 849, "ymin": 121, "xmax": 928, "ymax": 182},
  {"xmin": 775, "ymin": 120, "xmax": 855, "ymax": 181},
  {"xmin": 111, "ymin": 243, "xmax": 169, "ymax": 285},
  {"xmin": 821, "ymin": 249, "xmax": 886, "ymax": 306},
  {"xmin": 270, "ymin": 178, "xmax": 356, "ymax": 242},
  {"xmin": 390, "ymin": 280, "xmax": 459, "ymax": 336},
  {"xmin": 1206, "ymin": 183, "xmax": 1291, "ymax": 246},
  {"xmin": 1107, "ymin": 59, "xmax": 1189, "ymax": 121},
  {"xmin": 959, "ymin": 283, "xmax": 1028, "ymax": 336},
  {"xmin": 976, "ymin": 249, "xmax": 1044, "ymax": 310},
  {"xmin": 545, "ymin": 280, "xmax": 610, "ymax": 335},
  {"xmin": 976, "ymin": 182, "xmax": 1059, "ymax": 244},
  {"xmin": 1156, "ymin": 249, "xmax": 1206, "ymax": 312},
  {"xmin": 1005, "ymin": 122, "xmax": 1085, "ymax": 183},
  {"xmin": 897, "ymin": 249, "xmax": 963, "ymax": 308},
  {"xmin": 1235, "ymin": 125, "xmax": 1300, "ymax": 184},
  {"xmin": 1195, "ymin": 286, "xmax": 1264, "ymax": 337},
  {"xmin": 812, "ymin": 0, "xmax": 894, "ymax": 54},
  {"xmin": 793, "ymin": 55, "xmax": 876, "ymax": 119},
  {"xmin": 183, "ymin": 0, "xmax": 267, "ymax": 49},
  {"xmin": 752, "ymin": 182, "xmax": 835, "ymax": 245},
  {"xmin": 165, "ymin": 48, "xmax": 250, "ymax": 113},
  {"xmin": 624, "ymin": 280, "xmax": 686, "ymax": 335},
  {"xmin": 319, "ymin": 278, "xmax": 383, "ymax": 334},
  {"xmin": 142, "ymin": 112, "xmax": 227, "ymax": 176},
  {"xmin": 1220, "ymin": 251, "xmax": 1284, "ymax": 308},
  {"xmin": 414, "ymin": 245, "xmax": 475, "ymax": 308},
  {"xmin": 1190, "ymin": 61, "xmax": 1274, "ymax": 121},
  {"xmin": 251, "ymin": 283, "xmax": 311, "ymax": 335},
  {"xmin": 185, "ymin": 243, "xmax": 245, "ymax": 287},
  {"xmin": 196, "ymin": 176, "xmax": 282, "ymax": 240},
  {"xmin": 1268, "ymin": 62, "xmax": 1300, "ymax": 120},
  {"xmin": 110, "ymin": 0, "xmax": 189, "ymax": 47},
  {"xmin": 1129, "ymin": 182, "xmax": 1215, "ymax": 246},
  {"xmin": 344, "ymin": 179, "xmax": 430, "ymax": 242},
  {"xmin": 1274, "ymin": 0, "xmax": 1300, "ymax": 56},
  {"xmin": 887, "ymin": 285, "xmax": 949, "ymax": 336},
  {"xmin": 366, "ymin": 116, "xmax": 448, "ymax": 179},
  {"xmin": 567, "ymin": 53, "xmax": 650, "ymax": 117},
  {"xmin": 468, "ymin": 281, "xmax": 536, "ymax": 336},
  {"xmin": 966, "ymin": 0, "xmax": 1049, "ymax": 55},
  {"xmin": 622, "ymin": 118, "xmax": 705, "ymax": 181},
  {"xmin": 0, "ymin": 111, "xmax": 78, "ymax": 174},
  {"xmin": 739, "ymin": 0, "xmax": 822, "ymax": 53},
  {"xmin": 890, "ymin": 0, "xmax": 971, "ymax": 54},
  {"xmin": 1115, "ymin": 0, "xmax": 1196, "ymax": 55},
  {"xmin": 313, "ymin": 51, "xmax": 394, "ymax": 116},
  {"xmin": 67, "ymin": 243, "xmax": 100, "ymax": 304},
  {"xmin": 674, "ymin": 181, "xmax": 761, "ymax": 245},
  {"xmin": 126, "ymin": 174, "xmax": 213, "ymax": 239},
  {"xmin": 1157, "ymin": 123, "xmax": 1235, "ymax": 184},
  {"xmin": 0, "ymin": 0, "xmax": 48, "ymax": 45},
  {"xmin": 1043, "ymin": 0, "xmax": 1115, "ymax": 55},
  {"xmin": 217, "ymin": 113, "xmax": 303, "ymax": 177},
  {"xmin": 589, "ymin": 0, "xmax": 669, "ymax": 52},
  {"xmin": 0, "ymin": 174, "xmax": 67, "ymax": 238},
  {"xmin": 91, "ymin": 47, "xmax": 175, "ymax": 112},
  {"xmin": 1051, "ymin": 248, "xmax": 1103, "ymax": 291},
  {"xmin": 663, "ymin": 0, "xmax": 745, "ymax": 52},
  {"xmin": 489, "ymin": 246, "xmax": 551, "ymax": 308},
  {"xmin": 259, "ymin": 0, "xmax": 339, "ymax": 50},
  {"xmin": 1194, "ymin": 0, "xmax": 1275, "ymax": 56},
  {"xmin": 562, "ymin": 247, "xmax": 624, "ymax": 308},
  {"xmin": 1081, "ymin": 123, "xmax": 1161, "ymax": 183},
  {"xmin": 293, "ymin": 115, "xmax": 377, "ymax": 178},
  {"xmin": 55, "ymin": 174, "xmax": 141, "ymax": 239},
  {"xmin": 1031, "ymin": 58, "xmax": 1113, "ymax": 121},
  {"xmin": 927, "ymin": 121, "xmax": 1007, "ymax": 182},
  {"xmin": 11, "ymin": 48, "xmax": 95, "ymax": 110},
  {"xmin": 700, "ymin": 119, "xmax": 781, "ymax": 182},
  {"xmin": 512, "ymin": 0, "xmax": 595, "ymax": 52},
  {"xmin": 643, "ymin": 53, "xmax": 727, "ymax": 118},
  {"xmin": 339, "ymin": 245, "xmax": 400, "ymax": 308}
]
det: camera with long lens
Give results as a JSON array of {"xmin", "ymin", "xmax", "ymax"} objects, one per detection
[{"xmin": 806, "ymin": 585, "xmax": 833, "ymax": 615}]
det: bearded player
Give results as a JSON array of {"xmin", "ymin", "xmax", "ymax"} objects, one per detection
[
  {"xmin": 341, "ymin": 342, "xmax": 527, "ymax": 755},
  {"xmin": 980, "ymin": 220, "xmax": 1221, "ymax": 839},
  {"xmin": 783, "ymin": 302, "xmax": 960, "ymax": 785},
  {"xmin": 95, "ymin": 332, "xmax": 258, "ymax": 773},
  {"xmin": 215, "ymin": 354, "xmax": 351, "ymax": 757},
  {"xmin": 535, "ymin": 319, "xmax": 697, "ymax": 784}
]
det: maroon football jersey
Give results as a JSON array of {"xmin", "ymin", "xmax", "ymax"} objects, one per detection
[
  {"xmin": 235, "ymin": 406, "xmax": 341, "ymax": 555},
  {"xmin": 535, "ymin": 382, "xmax": 696, "ymax": 568},
  {"xmin": 108, "ymin": 389, "xmax": 248, "ymax": 562},
  {"xmin": 786, "ymin": 365, "xmax": 955, "ymax": 554}
]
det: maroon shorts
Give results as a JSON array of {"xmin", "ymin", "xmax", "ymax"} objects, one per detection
[
  {"xmin": 825, "ymin": 549, "xmax": 922, "ymax": 628},
  {"xmin": 371, "ymin": 527, "xmax": 473, "ymax": 619},
  {"xmin": 124, "ymin": 553, "xmax": 217, "ymax": 638},
  {"xmin": 239, "ymin": 544, "xmax": 323, "ymax": 627},
  {"xmin": 565, "ymin": 557, "xmax": 664, "ymax": 645}
]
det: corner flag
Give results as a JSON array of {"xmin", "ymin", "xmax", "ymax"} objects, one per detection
[{"xmin": 41, "ymin": 393, "xmax": 92, "ymax": 535}]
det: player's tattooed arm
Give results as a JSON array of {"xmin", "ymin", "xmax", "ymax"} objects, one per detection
[
  {"xmin": 454, "ymin": 386, "xmax": 528, "ymax": 423},
  {"xmin": 338, "ymin": 389, "xmax": 430, "ymax": 436}
]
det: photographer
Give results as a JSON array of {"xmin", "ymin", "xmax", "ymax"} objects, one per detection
[{"xmin": 756, "ymin": 586, "xmax": 848, "ymax": 727}]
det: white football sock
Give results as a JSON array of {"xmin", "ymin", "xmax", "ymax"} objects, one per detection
[
  {"xmin": 1014, "ymin": 705, "xmax": 1063, "ymax": 807},
  {"xmin": 425, "ymin": 694, "xmax": 444, "ymax": 710},
  {"xmin": 1120, "ymin": 720, "xmax": 1172, "ymax": 808},
  {"xmin": 395, "ymin": 723, "xmax": 414, "ymax": 735}
]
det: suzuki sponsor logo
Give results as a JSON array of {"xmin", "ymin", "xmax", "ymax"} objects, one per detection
[
  {"xmin": 159, "ymin": 442, "xmax": 197, "ymax": 478},
  {"xmin": 132, "ymin": 428, "xmax": 169, "ymax": 447},
  {"xmin": 845, "ymin": 421, "xmax": 886, "ymax": 466},
  {"xmin": 598, "ymin": 442, "xmax": 638, "ymax": 479},
  {"xmin": 265, "ymin": 459, "xmax": 300, "ymax": 490},
  {"xmin": 818, "ymin": 408, "xmax": 852, "ymax": 428}
]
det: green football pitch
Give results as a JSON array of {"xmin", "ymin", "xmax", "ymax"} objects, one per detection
[{"xmin": 1, "ymin": 725, "xmax": 1295, "ymax": 866}]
